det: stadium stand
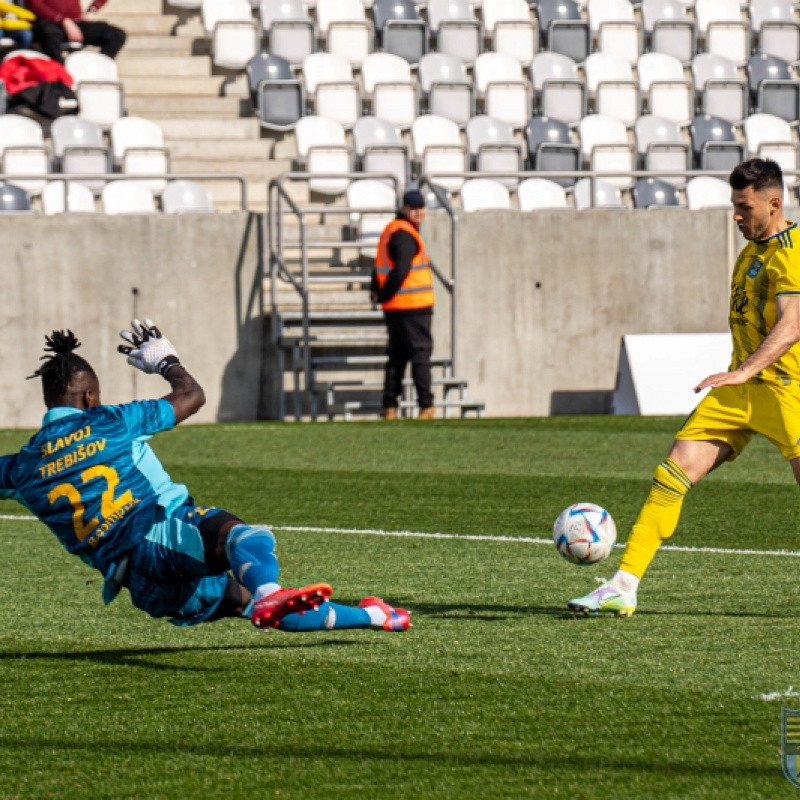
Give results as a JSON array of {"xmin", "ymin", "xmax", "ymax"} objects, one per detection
[
  {"xmin": 51, "ymin": 116, "xmax": 110, "ymax": 195},
  {"xmin": 64, "ymin": 51, "xmax": 124, "ymax": 130},
  {"xmin": 41, "ymin": 179, "xmax": 95, "ymax": 213},
  {"xmin": 517, "ymin": 176, "xmax": 568, "ymax": 209},
  {"xmin": 101, "ymin": 179, "xmax": 156, "ymax": 213},
  {"xmin": 161, "ymin": 178, "xmax": 215, "ymax": 212},
  {"xmin": 460, "ymin": 176, "xmax": 511, "ymax": 210},
  {"xmin": 111, "ymin": 116, "xmax": 169, "ymax": 195},
  {"xmin": 0, "ymin": 114, "xmax": 47, "ymax": 195}
]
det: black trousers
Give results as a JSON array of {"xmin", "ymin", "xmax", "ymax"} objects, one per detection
[
  {"xmin": 32, "ymin": 20, "xmax": 126, "ymax": 63},
  {"xmin": 382, "ymin": 308, "xmax": 434, "ymax": 409}
]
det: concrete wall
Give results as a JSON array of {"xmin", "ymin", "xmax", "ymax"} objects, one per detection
[
  {"xmin": 0, "ymin": 208, "xmax": 748, "ymax": 424},
  {"xmin": 0, "ymin": 213, "xmax": 263, "ymax": 428},
  {"xmin": 423, "ymin": 208, "xmax": 737, "ymax": 417}
]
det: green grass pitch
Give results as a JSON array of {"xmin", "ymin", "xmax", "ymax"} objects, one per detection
[{"xmin": 2, "ymin": 417, "xmax": 800, "ymax": 799}]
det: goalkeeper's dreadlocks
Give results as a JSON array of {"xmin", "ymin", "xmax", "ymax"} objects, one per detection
[{"xmin": 28, "ymin": 330, "xmax": 99, "ymax": 408}]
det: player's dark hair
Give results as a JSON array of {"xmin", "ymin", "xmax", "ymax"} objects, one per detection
[
  {"xmin": 729, "ymin": 158, "xmax": 784, "ymax": 193},
  {"xmin": 27, "ymin": 330, "xmax": 96, "ymax": 404}
]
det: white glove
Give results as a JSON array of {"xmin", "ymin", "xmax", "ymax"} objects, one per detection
[{"xmin": 117, "ymin": 318, "xmax": 181, "ymax": 377}]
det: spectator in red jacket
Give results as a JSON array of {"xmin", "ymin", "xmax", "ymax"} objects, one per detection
[{"xmin": 27, "ymin": 0, "xmax": 125, "ymax": 63}]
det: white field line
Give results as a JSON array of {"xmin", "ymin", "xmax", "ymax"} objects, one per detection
[{"xmin": 4, "ymin": 513, "xmax": 796, "ymax": 558}]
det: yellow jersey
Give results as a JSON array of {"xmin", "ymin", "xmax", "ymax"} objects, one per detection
[{"xmin": 729, "ymin": 221, "xmax": 800, "ymax": 384}]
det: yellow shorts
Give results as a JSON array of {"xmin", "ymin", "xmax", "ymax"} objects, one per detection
[{"xmin": 676, "ymin": 382, "xmax": 800, "ymax": 461}]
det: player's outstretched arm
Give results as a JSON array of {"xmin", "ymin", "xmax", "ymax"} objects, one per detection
[
  {"xmin": 118, "ymin": 318, "xmax": 206, "ymax": 424},
  {"xmin": 694, "ymin": 295, "xmax": 800, "ymax": 392}
]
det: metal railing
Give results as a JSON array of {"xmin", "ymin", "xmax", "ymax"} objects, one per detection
[
  {"xmin": 268, "ymin": 171, "xmax": 401, "ymax": 419},
  {"xmin": 0, "ymin": 172, "xmax": 249, "ymax": 211}
]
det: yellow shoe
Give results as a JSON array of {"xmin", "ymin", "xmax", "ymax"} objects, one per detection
[
  {"xmin": 381, "ymin": 407, "xmax": 398, "ymax": 420},
  {"xmin": 418, "ymin": 407, "xmax": 435, "ymax": 420}
]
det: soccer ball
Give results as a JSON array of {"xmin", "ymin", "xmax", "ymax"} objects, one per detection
[{"xmin": 553, "ymin": 503, "xmax": 617, "ymax": 565}]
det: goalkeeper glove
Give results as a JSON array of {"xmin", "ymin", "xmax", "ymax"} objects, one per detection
[{"xmin": 118, "ymin": 318, "xmax": 182, "ymax": 377}]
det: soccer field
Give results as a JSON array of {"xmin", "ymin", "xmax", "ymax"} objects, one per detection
[{"xmin": 2, "ymin": 417, "xmax": 800, "ymax": 799}]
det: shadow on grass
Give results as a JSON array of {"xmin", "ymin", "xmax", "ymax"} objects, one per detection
[
  {"xmin": 0, "ymin": 737, "xmax": 779, "ymax": 778},
  {"xmin": 0, "ymin": 640, "xmax": 376, "ymax": 670}
]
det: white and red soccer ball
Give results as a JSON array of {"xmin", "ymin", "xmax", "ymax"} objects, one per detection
[{"xmin": 553, "ymin": 503, "xmax": 617, "ymax": 565}]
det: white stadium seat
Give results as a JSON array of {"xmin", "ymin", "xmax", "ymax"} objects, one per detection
[
  {"xmin": 410, "ymin": 114, "xmax": 467, "ymax": 193},
  {"xmin": 111, "ymin": 117, "xmax": 169, "ymax": 196},
  {"xmin": 65, "ymin": 51, "xmax": 124, "ymax": 130},
  {"xmin": 686, "ymin": 176, "xmax": 730, "ymax": 209},
  {"xmin": 161, "ymin": 180, "xmax": 216, "ymax": 213},
  {"xmin": 295, "ymin": 116, "xmax": 352, "ymax": 195},
  {"xmin": 692, "ymin": 53, "xmax": 747, "ymax": 123},
  {"xmin": 531, "ymin": 52, "xmax": 584, "ymax": 126},
  {"xmin": 634, "ymin": 114, "xmax": 690, "ymax": 186},
  {"xmin": 362, "ymin": 53, "xmax": 418, "ymax": 129},
  {"xmin": 584, "ymin": 52, "xmax": 637, "ymax": 126},
  {"xmin": 744, "ymin": 113, "xmax": 799, "ymax": 186},
  {"xmin": 51, "ymin": 116, "xmax": 110, "ymax": 196},
  {"xmin": 638, "ymin": 52, "xmax": 692, "ymax": 124},
  {"xmin": 574, "ymin": 177, "xmax": 625, "ymax": 209},
  {"xmin": 102, "ymin": 180, "xmax": 157, "ymax": 214},
  {"xmin": 460, "ymin": 178, "xmax": 511, "ymax": 211},
  {"xmin": 352, "ymin": 116, "xmax": 409, "ymax": 190},
  {"xmin": 303, "ymin": 53, "xmax": 361, "ymax": 129},
  {"xmin": 466, "ymin": 115, "xmax": 521, "ymax": 187},
  {"xmin": 474, "ymin": 52, "xmax": 530, "ymax": 129},
  {"xmin": 201, "ymin": 0, "xmax": 259, "ymax": 70},
  {"xmin": 517, "ymin": 177, "xmax": 568, "ymax": 210},
  {"xmin": 0, "ymin": 115, "xmax": 48, "ymax": 195},
  {"xmin": 418, "ymin": 53, "xmax": 473, "ymax": 128},
  {"xmin": 578, "ymin": 114, "xmax": 635, "ymax": 188},
  {"xmin": 347, "ymin": 178, "xmax": 397, "ymax": 256},
  {"xmin": 41, "ymin": 180, "xmax": 95, "ymax": 214}
]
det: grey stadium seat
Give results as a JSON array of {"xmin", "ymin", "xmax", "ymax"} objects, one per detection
[
  {"xmin": 0, "ymin": 182, "xmax": 31, "ymax": 211},
  {"xmin": 689, "ymin": 114, "xmax": 745, "ymax": 171},
  {"xmin": 246, "ymin": 53, "xmax": 304, "ymax": 131},
  {"xmin": 524, "ymin": 115, "xmax": 580, "ymax": 187},
  {"xmin": 747, "ymin": 53, "xmax": 800, "ymax": 123},
  {"xmin": 536, "ymin": 0, "xmax": 590, "ymax": 63},
  {"xmin": 632, "ymin": 177, "xmax": 680, "ymax": 208},
  {"xmin": 373, "ymin": 0, "xmax": 428, "ymax": 64}
]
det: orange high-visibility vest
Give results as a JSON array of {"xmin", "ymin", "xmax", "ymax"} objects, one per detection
[{"xmin": 374, "ymin": 218, "xmax": 435, "ymax": 312}]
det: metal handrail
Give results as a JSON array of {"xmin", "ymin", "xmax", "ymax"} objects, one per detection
[
  {"xmin": 268, "ymin": 171, "xmax": 401, "ymax": 420},
  {"xmin": 2, "ymin": 172, "xmax": 249, "ymax": 211}
]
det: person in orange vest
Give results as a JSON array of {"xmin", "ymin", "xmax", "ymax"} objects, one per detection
[{"xmin": 370, "ymin": 189, "xmax": 436, "ymax": 420}]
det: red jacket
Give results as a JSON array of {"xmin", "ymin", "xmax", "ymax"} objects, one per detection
[
  {"xmin": 26, "ymin": 0, "xmax": 108, "ymax": 23},
  {"xmin": 0, "ymin": 54, "xmax": 74, "ymax": 93}
]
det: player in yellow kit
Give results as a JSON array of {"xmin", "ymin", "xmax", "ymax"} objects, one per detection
[{"xmin": 569, "ymin": 158, "xmax": 800, "ymax": 615}]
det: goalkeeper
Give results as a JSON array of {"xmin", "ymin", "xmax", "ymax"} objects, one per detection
[{"xmin": 0, "ymin": 320, "xmax": 410, "ymax": 633}]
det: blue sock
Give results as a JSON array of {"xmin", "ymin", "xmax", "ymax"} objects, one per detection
[
  {"xmin": 277, "ymin": 602, "xmax": 371, "ymax": 632},
  {"xmin": 225, "ymin": 524, "xmax": 279, "ymax": 596}
]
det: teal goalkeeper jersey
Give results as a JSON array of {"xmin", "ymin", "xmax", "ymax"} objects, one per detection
[{"xmin": 0, "ymin": 399, "xmax": 188, "ymax": 575}]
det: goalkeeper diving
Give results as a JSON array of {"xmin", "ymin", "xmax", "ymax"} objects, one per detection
[{"xmin": 0, "ymin": 319, "xmax": 410, "ymax": 633}]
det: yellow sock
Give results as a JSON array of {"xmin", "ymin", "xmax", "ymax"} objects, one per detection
[{"xmin": 618, "ymin": 458, "xmax": 693, "ymax": 580}]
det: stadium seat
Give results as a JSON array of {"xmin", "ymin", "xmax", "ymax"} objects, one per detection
[
  {"xmin": 418, "ymin": 53, "xmax": 472, "ymax": 127},
  {"xmin": 373, "ymin": 0, "xmax": 427, "ymax": 64},
  {"xmin": 295, "ymin": 115, "xmax": 352, "ymax": 195},
  {"xmin": 65, "ymin": 51, "xmax": 124, "ymax": 130},
  {"xmin": 689, "ymin": 114, "xmax": 745, "ymax": 171},
  {"xmin": 634, "ymin": 115, "xmax": 690, "ymax": 186},
  {"xmin": 41, "ymin": 180, "xmax": 95, "ymax": 214},
  {"xmin": 743, "ymin": 113, "xmax": 798, "ymax": 186},
  {"xmin": 536, "ymin": 0, "xmax": 590, "ymax": 63},
  {"xmin": 410, "ymin": 114, "xmax": 467, "ymax": 192},
  {"xmin": 686, "ymin": 175, "xmax": 730, "ymax": 209},
  {"xmin": 632, "ymin": 177, "xmax": 681, "ymax": 209},
  {"xmin": 346, "ymin": 178, "xmax": 396, "ymax": 256},
  {"xmin": 531, "ymin": 52, "xmax": 584, "ymax": 126},
  {"xmin": 751, "ymin": 0, "xmax": 796, "ymax": 32},
  {"xmin": 578, "ymin": 114, "xmax": 635, "ymax": 188},
  {"xmin": 352, "ymin": 116, "xmax": 409, "ymax": 190},
  {"xmin": 483, "ymin": 0, "xmax": 537, "ymax": 66},
  {"xmin": 637, "ymin": 52, "xmax": 692, "ymax": 124},
  {"xmin": 260, "ymin": 0, "xmax": 306, "ymax": 32},
  {"xmin": 0, "ymin": 181, "xmax": 31, "ymax": 211},
  {"xmin": 0, "ymin": 115, "xmax": 48, "ymax": 196},
  {"xmin": 474, "ymin": 52, "xmax": 530, "ymax": 129},
  {"xmin": 246, "ymin": 53, "xmax": 304, "ymax": 132},
  {"xmin": 465, "ymin": 115, "xmax": 521, "ymax": 188},
  {"xmin": 692, "ymin": 53, "xmax": 747, "ymax": 123},
  {"xmin": 111, "ymin": 117, "xmax": 169, "ymax": 196},
  {"xmin": 747, "ymin": 54, "xmax": 800, "ymax": 124},
  {"xmin": 587, "ymin": 0, "xmax": 634, "ymax": 36},
  {"xmin": 362, "ymin": 52, "xmax": 418, "ymax": 129},
  {"xmin": 303, "ymin": 53, "xmax": 360, "ymax": 129},
  {"xmin": 316, "ymin": 0, "xmax": 372, "ymax": 67},
  {"xmin": 516, "ymin": 177, "xmax": 568, "ymax": 210},
  {"xmin": 102, "ymin": 180, "xmax": 157, "ymax": 214},
  {"xmin": 596, "ymin": 16, "xmax": 641, "ymax": 66},
  {"xmin": 460, "ymin": 178, "xmax": 511, "ymax": 211},
  {"xmin": 524, "ymin": 115, "xmax": 580, "ymax": 186},
  {"xmin": 268, "ymin": 14, "xmax": 314, "ymax": 65},
  {"xmin": 573, "ymin": 177, "xmax": 625, "ymax": 209},
  {"xmin": 695, "ymin": 0, "xmax": 748, "ymax": 65},
  {"xmin": 642, "ymin": 0, "xmax": 695, "ymax": 65},
  {"xmin": 51, "ymin": 116, "xmax": 110, "ymax": 197},
  {"xmin": 201, "ymin": 0, "xmax": 259, "ymax": 70},
  {"xmin": 427, "ymin": 0, "xmax": 481, "ymax": 64},
  {"xmin": 759, "ymin": 20, "xmax": 800, "ymax": 64},
  {"xmin": 161, "ymin": 180, "xmax": 216, "ymax": 213},
  {"xmin": 584, "ymin": 52, "xmax": 637, "ymax": 126}
]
